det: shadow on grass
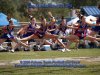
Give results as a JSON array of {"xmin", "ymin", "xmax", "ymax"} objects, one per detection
[{"xmin": 0, "ymin": 67, "xmax": 72, "ymax": 75}]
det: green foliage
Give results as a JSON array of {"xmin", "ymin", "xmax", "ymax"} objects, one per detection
[
  {"xmin": 0, "ymin": 0, "xmax": 99, "ymax": 21},
  {"xmin": 0, "ymin": 0, "xmax": 16, "ymax": 16},
  {"xmin": 68, "ymin": 0, "xmax": 98, "ymax": 8}
]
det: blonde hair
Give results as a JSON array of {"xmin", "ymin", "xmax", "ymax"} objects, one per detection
[{"xmin": 51, "ymin": 17, "xmax": 56, "ymax": 22}]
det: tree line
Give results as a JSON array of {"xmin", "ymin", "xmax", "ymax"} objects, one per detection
[{"xmin": 0, "ymin": 0, "xmax": 99, "ymax": 21}]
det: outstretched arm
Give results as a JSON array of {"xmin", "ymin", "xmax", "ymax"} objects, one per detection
[{"xmin": 85, "ymin": 17, "xmax": 100, "ymax": 26}]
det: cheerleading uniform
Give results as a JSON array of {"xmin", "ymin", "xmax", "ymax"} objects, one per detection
[
  {"xmin": 22, "ymin": 23, "xmax": 36, "ymax": 38},
  {"xmin": 48, "ymin": 24, "xmax": 57, "ymax": 34},
  {"xmin": 35, "ymin": 24, "xmax": 47, "ymax": 38},
  {"xmin": 74, "ymin": 21, "xmax": 88, "ymax": 39},
  {"xmin": 0, "ymin": 25, "xmax": 14, "ymax": 39}
]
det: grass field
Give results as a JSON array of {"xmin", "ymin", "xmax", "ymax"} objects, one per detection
[
  {"xmin": 0, "ymin": 49, "xmax": 100, "ymax": 75},
  {"xmin": 0, "ymin": 64, "xmax": 100, "ymax": 75},
  {"xmin": 0, "ymin": 49, "xmax": 100, "ymax": 60}
]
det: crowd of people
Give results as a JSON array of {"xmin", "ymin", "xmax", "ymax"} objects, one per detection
[{"xmin": 0, "ymin": 11, "xmax": 100, "ymax": 53}]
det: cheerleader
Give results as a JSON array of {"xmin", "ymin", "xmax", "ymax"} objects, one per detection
[
  {"xmin": 0, "ymin": 16, "xmax": 29, "ymax": 52},
  {"xmin": 16, "ymin": 16, "xmax": 68, "ymax": 51},
  {"xmin": 15, "ymin": 16, "xmax": 37, "ymax": 51}
]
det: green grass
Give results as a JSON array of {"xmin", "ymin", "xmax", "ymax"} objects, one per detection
[
  {"xmin": 0, "ymin": 49, "xmax": 100, "ymax": 60},
  {"xmin": 0, "ymin": 63, "xmax": 100, "ymax": 75},
  {"xmin": 0, "ymin": 49, "xmax": 100, "ymax": 75}
]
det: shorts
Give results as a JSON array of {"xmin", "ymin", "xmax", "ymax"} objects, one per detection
[
  {"xmin": 50, "ymin": 31, "xmax": 57, "ymax": 34},
  {"xmin": 35, "ymin": 32, "xmax": 45, "ymax": 39},
  {"xmin": 92, "ymin": 26, "xmax": 100, "ymax": 32},
  {"xmin": 75, "ymin": 33, "xmax": 85, "ymax": 40},
  {"xmin": 22, "ymin": 32, "xmax": 34, "ymax": 38},
  {"xmin": 0, "ymin": 33, "xmax": 14, "ymax": 39}
]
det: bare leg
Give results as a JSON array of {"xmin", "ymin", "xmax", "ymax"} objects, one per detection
[
  {"xmin": 43, "ymin": 39, "xmax": 52, "ymax": 45},
  {"xmin": 65, "ymin": 35, "xmax": 79, "ymax": 49},
  {"xmin": 84, "ymin": 36, "xmax": 100, "ymax": 41},
  {"xmin": 44, "ymin": 33, "xmax": 66, "ymax": 48},
  {"xmin": 84, "ymin": 36, "xmax": 100, "ymax": 48},
  {"xmin": 0, "ymin": 39, "xmax": 6, "ymax": 50},
  {"xmin": 43, "ymin": 33, "xmax": 71, "ymax": 52},
  {"xmin": 19, "ymin": 34, "xmax": 39, "ymax": 41},
  {"xmin": 9, "ymin": 37, "xmax": 30, "ymax": 53},
  {"xmin": 0, "ymin": 39, "xmax": 6, "ymax": 45},
  {"xmin": 11, "ymin": 38, "xmax": 29, "ymax": 48},
  {"xmin": 74, "ymin": 39, "xmax": 79, "ymax": 50}
]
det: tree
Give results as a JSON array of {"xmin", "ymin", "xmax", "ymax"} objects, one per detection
[
  {"xmin": 68, "ymin": 0, "xmax": 98, "ymax": 9},
  {"xmin": 0, "ymin": 0, "xmax": 16, "ymax": 16}
]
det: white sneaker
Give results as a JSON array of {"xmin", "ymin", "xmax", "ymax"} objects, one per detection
[
  {"xmin": 66, "ymin": 49, "xmax": 71, "ymax": 51},
  {"xmin": 0, "ymin": 46, "xmax": 6, "ymax": 50},
  {"xmin": 10, "ymin": 49, "xmax": 15, "ymax": 53},
  {"xmin": 15, "ymin": 37, "xmax": 21, "ymax": 43},
  {"xmin": 61, "ymin": 48, "xmax": 66, "ymax": 52}
]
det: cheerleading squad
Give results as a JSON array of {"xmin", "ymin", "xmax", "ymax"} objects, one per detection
[{"xmin": 0, "ymin": 12, "xmax": 100, "ymax": 52}]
